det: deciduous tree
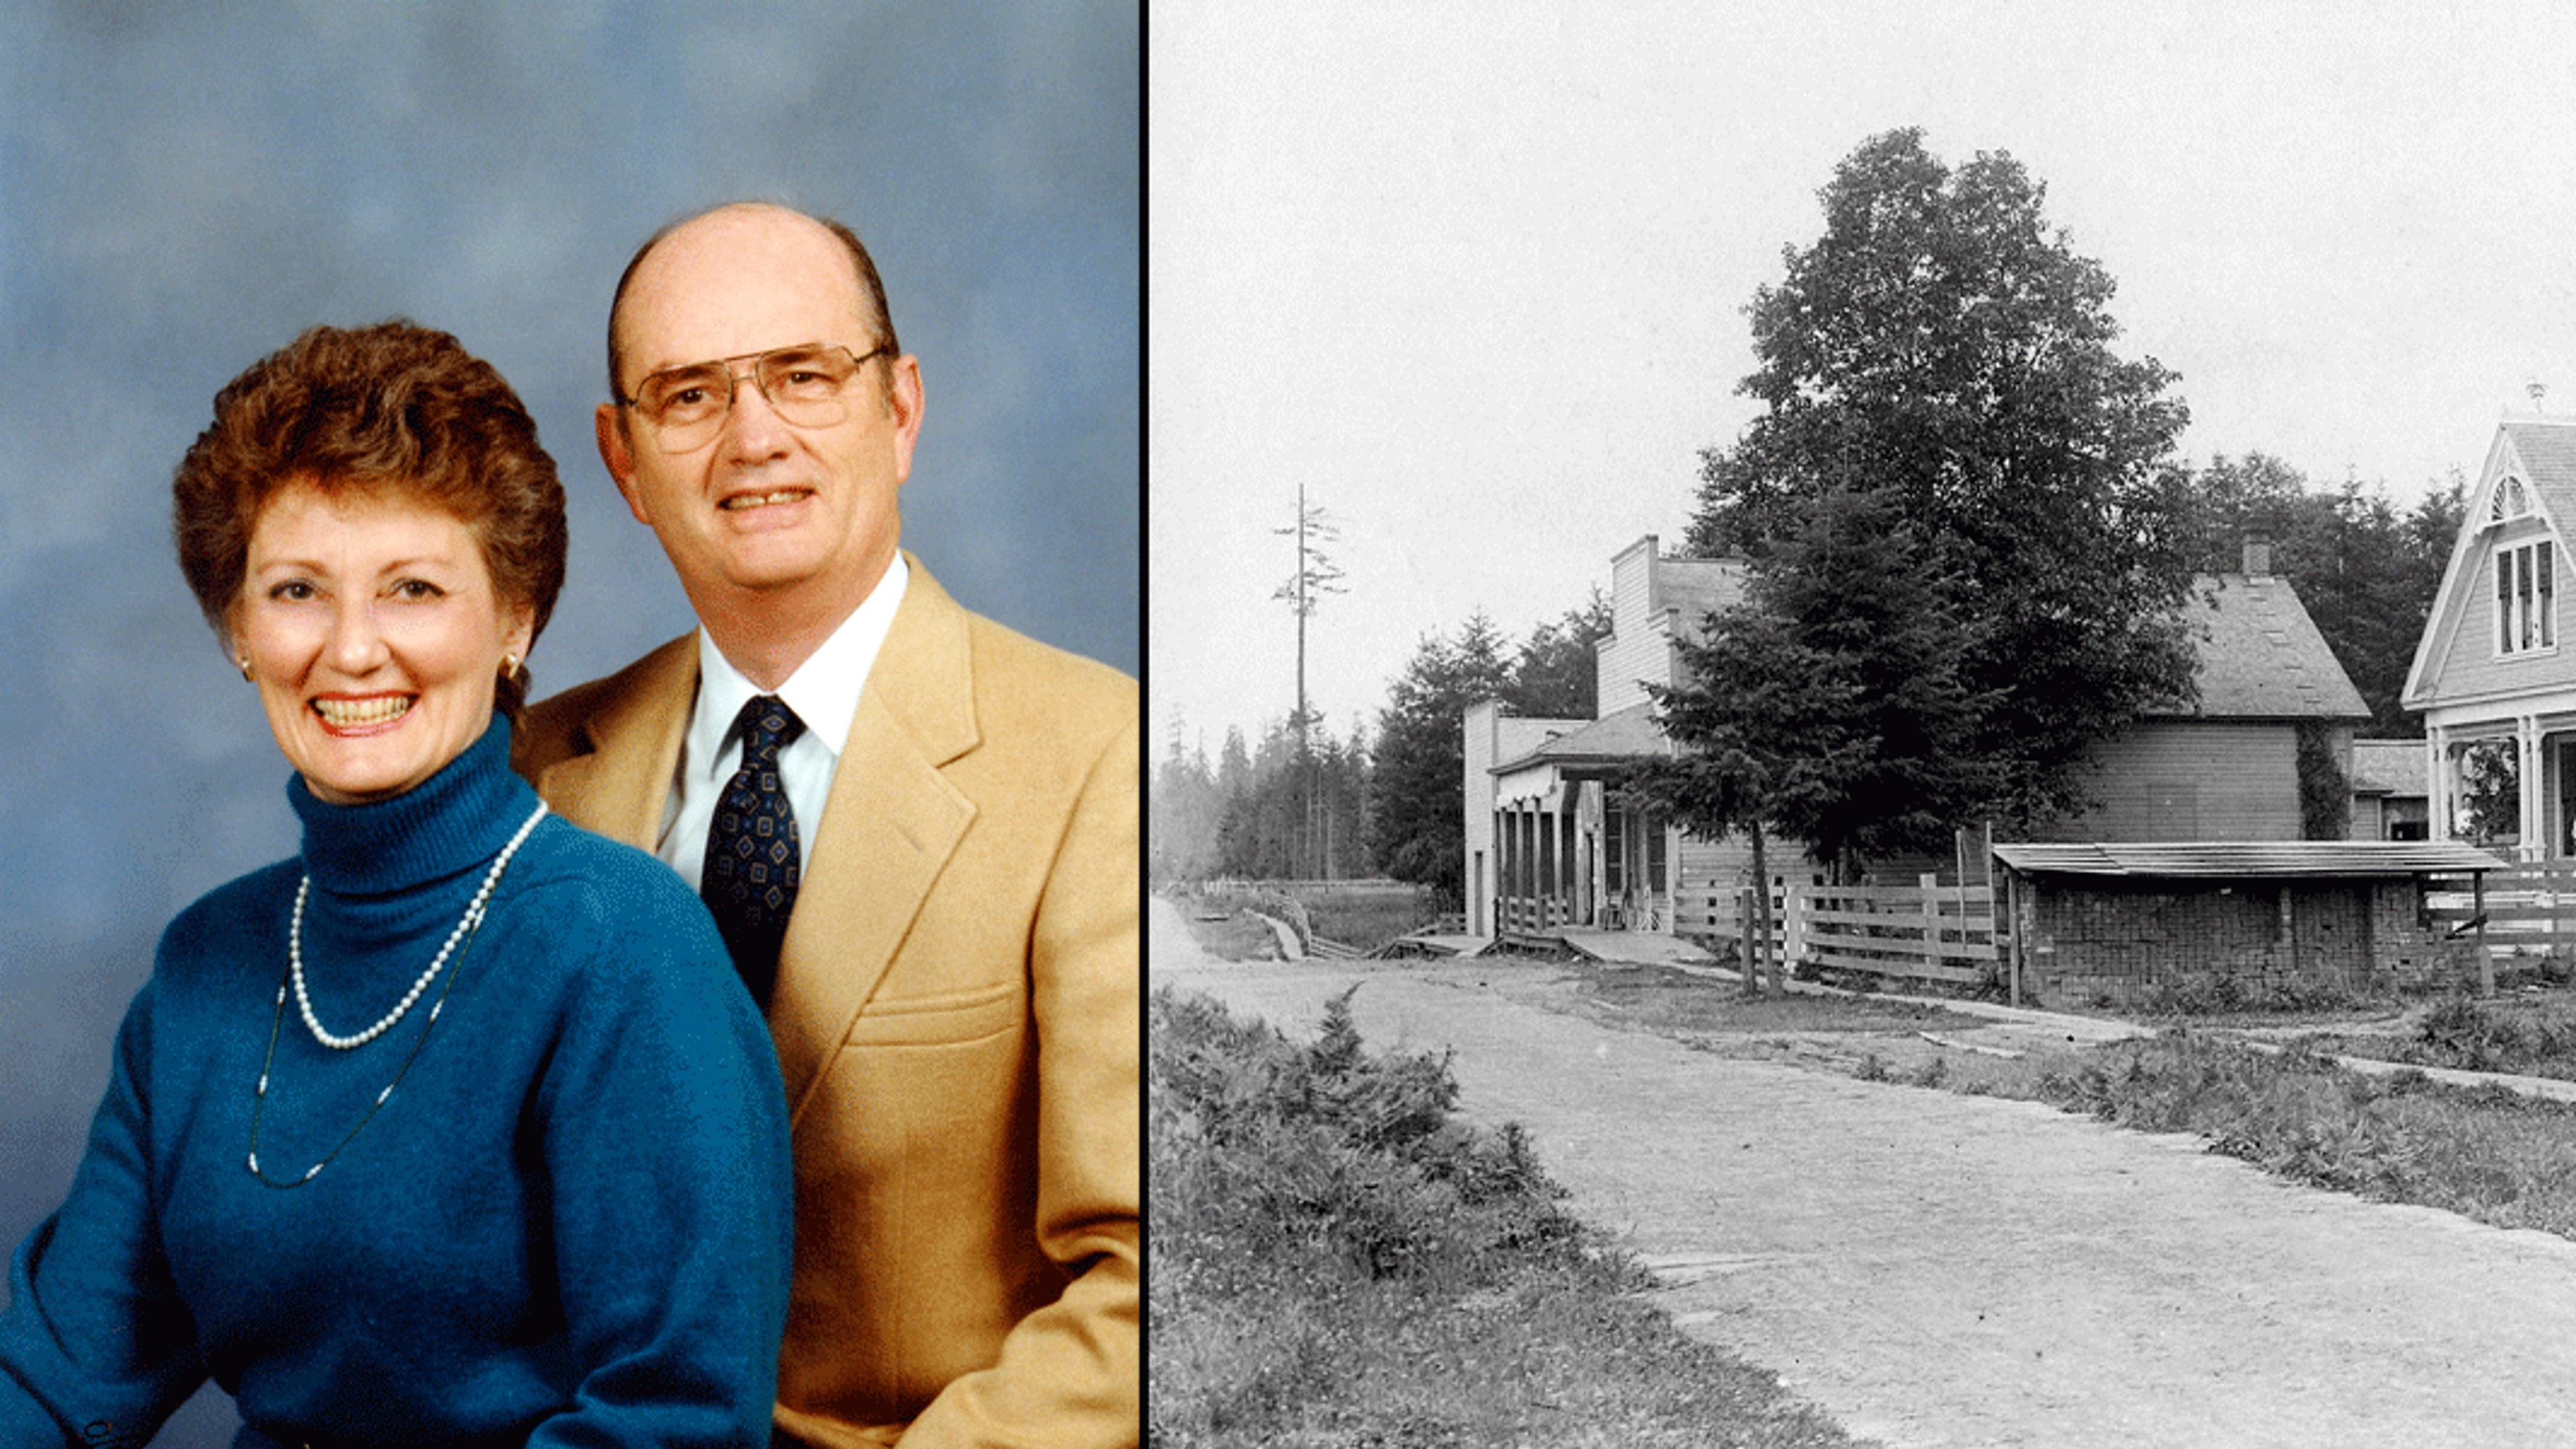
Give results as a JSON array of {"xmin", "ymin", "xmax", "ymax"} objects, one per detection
[{"xmin": 1685, "ymin": 128, "xmax": 2198, "ymax": 835}]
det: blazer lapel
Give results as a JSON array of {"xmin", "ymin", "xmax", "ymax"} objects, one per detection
[
  {"xmin": 770, "ymin": 559, "xmax": 981, "ymax": 1122},
  {"xmin": 538, "ymin": 635, "xmax": 698, "ymax": 851}
]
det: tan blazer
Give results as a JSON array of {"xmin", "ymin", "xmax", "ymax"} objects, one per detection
[{"xmin": 515, "ymin": 557, "xmax": 1139, "ymax": 1449}]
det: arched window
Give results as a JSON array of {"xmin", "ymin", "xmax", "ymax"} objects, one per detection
[{"xmin": 2492, "ymin": 475, "xmax": 2534, "ymax": 523}]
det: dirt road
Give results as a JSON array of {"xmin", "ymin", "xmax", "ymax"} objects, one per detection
[{"xmin": 1151, "ymin": 899, "xmax": 2576, "ymax": 1448}]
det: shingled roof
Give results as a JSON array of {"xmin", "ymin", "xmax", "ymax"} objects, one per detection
[
  {"xmin": 2349, "ymin": 739, "xmax": 2429, "ymax": 798},
  {"xmin": 1992, "ymin": 840, "xmax": 2498, "ymax": 879},
  {"xmin": 2169, "ymin": 572, "xmax": 2369, "ymax": 721},
  {"xmin": 1493, "ymin": 701, "xmax": 1670, "ymax": 774},
  {"xmin": 1492, "ymin": 560, "xmax": 2362, "ymax": 777},
  {"xmin": 2501, "ymin": 419, "xmax": 2576, "ymax": 519}
]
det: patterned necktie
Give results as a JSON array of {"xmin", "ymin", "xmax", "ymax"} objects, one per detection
[{"xmin": 703, "ymin": 694, "xmax": 806, "ymax": 1006}]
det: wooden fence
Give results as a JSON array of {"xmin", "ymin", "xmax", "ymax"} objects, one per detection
[
  {"xmin": 1781, "ymin": 875, "xmax": 2002, "ymax": 987},
  {"xmin": 2425, "ymin": 863, "xmax": 2576, "ymax": 966},
  {"xmin": 1494, "ymin": 895, "xmax": 1574, "ymax": 935},
  {"xmin": 1662, "ymin": 872, "xmax": 2004, "ymax": 986},
  {"xmin": 1677, "ymin": 879, "xmax": 1792, "ymax": 974}
]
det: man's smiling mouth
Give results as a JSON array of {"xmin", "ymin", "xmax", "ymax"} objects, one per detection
[{"xmin": 721, "ymin": 488, "xmax": 813, "ymax": 511}]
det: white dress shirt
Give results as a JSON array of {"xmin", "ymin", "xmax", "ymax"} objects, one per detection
[{"xmin": 656, "ymin": 554, "xmax": 909, "ymax": 890}]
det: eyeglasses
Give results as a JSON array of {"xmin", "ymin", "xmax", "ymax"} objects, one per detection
[{"xmin": 615, "ymin": 342, "xmax": 893, "ymax": 448}]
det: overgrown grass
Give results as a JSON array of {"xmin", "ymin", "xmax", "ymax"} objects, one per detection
[
  {"xmin": 1170, "ymin": 899, "xmax": 1285, "ymax": 960},
  {"xmin": 2298, "ymin": 992, "xmax": 2576, "ymax": 1081},
  {"xmin": 1547, "ymin": 970, "xmax": 2576, "ymax": 1246},
  {"xmin": 2123, "ymin": 959, "xmax": 2576, "ymax": 1027},
  {"xmin": 1579, "ymin": 963, "xmax": 1991, "ymax": 1035},
  {"xmin": 1941, "ymin": 1032, "xmax": 2576, "ymax": 1241},
  {"xmin": 1150, "ymin": 985, "xmax": 1866, "ymax": 1449},
  {"xmin": 1182, "ymin": 882, "xmax": 1441, "ymax": 953},
  {"xmin": 1300, "ymin": 888, "xmax": 1441, "ymax": 951},
  {"xmin": 2128, "ymin": 973, "xmax": 2393, "ymax": 1022}
]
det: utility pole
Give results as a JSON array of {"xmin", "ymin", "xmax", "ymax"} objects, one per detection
[{"xmin": 1274, "ymin": 485, "xmax": 1345, "ymax": 878}]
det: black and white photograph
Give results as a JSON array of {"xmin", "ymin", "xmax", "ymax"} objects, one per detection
[{"xmin": 1151, "ymin": 4, "xmax": 2576, "ymax": 1444}]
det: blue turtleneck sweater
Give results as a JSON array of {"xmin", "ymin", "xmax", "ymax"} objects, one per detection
[{"xmin": 0, "ymin": 717, "xmax": 793, "ymax": 1448}]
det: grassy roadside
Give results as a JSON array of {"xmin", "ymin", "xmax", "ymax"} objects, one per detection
[
  {"xmin": 1176, "ymin": 883, "xmax": 1443, "ymax": 955},
  {"xmin": 1983, "ymin": 1032, "xmax": 2576, "ymax": 1238},
  {"xmin": 1559, "ymin": 962, "xmax": 2576, "ymax": 1246},
  {"xmin": 1150, "ymin": 983, "xmax": 1868, "ymax": 1449},
  {"xmin": 2294, "ymin": 992, "xmax": 2576, "ymax": 1080}
]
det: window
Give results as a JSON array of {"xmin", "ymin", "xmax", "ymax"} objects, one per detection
[
  {"xmin": 2497, "ymin": 540, "xmax": 2557, "ymax": 656},
  {"xmin": 2492, "ymin": 475, "xmax": 2534, "ymax": 524}
]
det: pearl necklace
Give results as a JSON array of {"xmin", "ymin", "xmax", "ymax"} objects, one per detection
[
  {"xmin": 291, "ymin": 801, "xmax": 549, "ymax": 1048},
  {"xmin": 246, "ymin": 800, "xmax": 548, "ymax": 1187}
]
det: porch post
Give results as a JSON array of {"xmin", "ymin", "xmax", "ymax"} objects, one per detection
[
  {"xmin": 2426, "ymin": 727, "xmax": 2448, "ymax": 843},
  {"xmin": 1513, "ymin": 802, "xmax": 1531, "ymax": 929},
  {"xmin": 1557, "ymin": 798, "xmax": 1576, "ymax": 926},
  {"xmin": 1521, "ymin": 799, "xmax": 1536, "ymax": 930},
  {"xmin": 2005, "ymin": 869, "xmax": 2023, "ymax": 1007},
  {"xmin": 2526, "ymin": 717, "xmax": 2547, "ymax": 864},
  {"xmin": 1566, "ymin": 778, "xmax": 1586, "ymax": 923},
  {"xmin": 1621, "ymin": 807, "xmax": 1639, "ymax": 932},
  {"xmin": 1665, "ymin": 822, "xmax": 1681, "ymax": 930},
  {"xmin": 1539, "ymin": 796, "xmax": 1560, "ymax": 927}
]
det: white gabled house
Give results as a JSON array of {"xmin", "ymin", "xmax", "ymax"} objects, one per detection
[{"xmin": 2403, "ymin": 418, "xmax": 2576, "ymax": 859}]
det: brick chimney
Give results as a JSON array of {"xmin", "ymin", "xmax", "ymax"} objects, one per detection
[{"xmin": 2243, "ymin": 538, "xmax": 2273, "ymax": 580}]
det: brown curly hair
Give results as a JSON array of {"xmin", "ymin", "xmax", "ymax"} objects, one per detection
[{"xmin": 172, "ymin": 320, "xmax": 568, "ymax": 716}]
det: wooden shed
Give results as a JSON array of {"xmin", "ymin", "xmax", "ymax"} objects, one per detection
[{"xmin": 1990, "ymin": 840, "xmax": 2501, "ymax": 1007}]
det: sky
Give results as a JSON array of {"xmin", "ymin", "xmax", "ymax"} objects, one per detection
[
  {"xmin": 0, "ymin": 4, "xmax": 1134, "ymax": 1441},
  {"xmin": 1149, "ymin": 0, "xmax": 2576, "ymax": 763}
]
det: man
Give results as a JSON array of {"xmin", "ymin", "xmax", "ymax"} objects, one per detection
[{"xmin": 517, "ymin": 201, "xmax": 1137, "ymax": 1449}]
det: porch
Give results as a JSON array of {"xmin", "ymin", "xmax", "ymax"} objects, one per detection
[
  {"xmin": 1485, "ymin": 777, "xmax": 1678, "ymax": 940},
  {"xmin": 2427, "ymin": 716, "xmax": 2576, "ymax": 862}
]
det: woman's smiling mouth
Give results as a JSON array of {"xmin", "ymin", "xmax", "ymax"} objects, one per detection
[{"xmin": 314, "ymin": 695, "xmax": 414, "ymax": 730}]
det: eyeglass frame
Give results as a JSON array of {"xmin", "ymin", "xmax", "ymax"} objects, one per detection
[{"xmin": 611, "ymin": 341, "xmax": 896, "ymax": 440}]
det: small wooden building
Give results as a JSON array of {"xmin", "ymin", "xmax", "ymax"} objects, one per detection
[
  {"xmin": 2349, "ymin": 740, "xmax": 2431, "ymax": 841},
  {"xmin": 1991, "ymin": 840, "xmax": 2501, "ymax": 1007},
  {"xmin": 2028, "ymin": 548, "xmax": 2369, "ymax": 843}
]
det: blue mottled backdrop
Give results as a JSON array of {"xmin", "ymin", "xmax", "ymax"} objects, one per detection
[{"xmin": 0, "ymin": 4, "xmax": 1137, "ymax": 1442}]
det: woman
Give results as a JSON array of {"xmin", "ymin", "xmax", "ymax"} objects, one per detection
[{"xmin": 0, "ymin": 322, "xmax": 793, "ymax": 1447}]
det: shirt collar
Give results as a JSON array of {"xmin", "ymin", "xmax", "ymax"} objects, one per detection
[{"xmin": 687, "ymin": 553, "xmax": 909, "ymax": 780}]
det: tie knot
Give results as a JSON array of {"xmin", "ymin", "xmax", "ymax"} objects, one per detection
[{"xmin": 732, "ymin": 694, "xmax": 806, "ymax": 761}]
